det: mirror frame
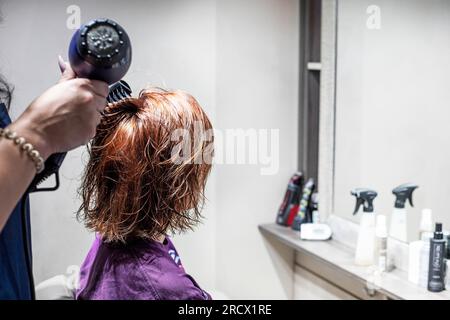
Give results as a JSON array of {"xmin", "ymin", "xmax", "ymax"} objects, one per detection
[{"xmin": 318, "ymin": 0, "xmax": 338, "ymax": 220}]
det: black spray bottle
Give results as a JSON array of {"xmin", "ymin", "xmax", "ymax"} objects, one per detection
[{"xmin": 428, "ymin": 222, "xmax": 446, "ymax": 292}]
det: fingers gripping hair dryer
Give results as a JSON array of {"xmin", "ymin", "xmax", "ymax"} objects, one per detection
[{"xmin": 28, "ymin": 18, "xmax": 132, "ymax": 192}]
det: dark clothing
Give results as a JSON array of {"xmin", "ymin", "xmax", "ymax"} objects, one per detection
[{"xmin": 0, "ymin": 102, "xmax": 33, "ymax": 300}]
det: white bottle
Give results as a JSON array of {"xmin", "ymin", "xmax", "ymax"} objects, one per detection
[
  {"xmin": 351, "ymin": 189, "xmax": 378, "ymax": 267},
  {"xmin": 390, "ymin": 183, "xmax": 418, "ymax": 242},
  {"xmin": 375, "ymin": 215, "xmax": 388, "ymax": 272},
  {"xmin": 419, "ymin": 208, "xmax": 433, "ymax": 240},
  {"xmin": 355, "ymin": 211, "xmax": 376, "ymax": 266}
]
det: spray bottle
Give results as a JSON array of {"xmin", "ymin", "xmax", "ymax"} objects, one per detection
[
  {"xmin": 351, "ymin": 188, "xmax": 378, "ymax": 266},
  {"xmin": 390, "ymin": 183, "xmax": 418, "ymax": 242}
]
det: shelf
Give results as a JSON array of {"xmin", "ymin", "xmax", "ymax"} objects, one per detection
[{"xmin": 259, "ymin": 223, "xmax": 450, "ymax": 300}]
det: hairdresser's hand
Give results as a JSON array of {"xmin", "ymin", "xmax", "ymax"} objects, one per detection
[{"xmin": 9, "ymin": 58, "xmax": 108, "ymax": 159}]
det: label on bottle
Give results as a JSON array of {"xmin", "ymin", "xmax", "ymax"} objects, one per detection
[
  {"xmin": 428, "ymin": 241, "xmax": 445, "ymax": 292},
  {"xmin": 431, "ymin": 245, "xmax": 443, "ymax": 276}
]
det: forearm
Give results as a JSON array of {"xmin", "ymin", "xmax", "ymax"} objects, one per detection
[
  {"xmin": 0, "ymin": 120, "xmax": 51, "ymax": 231},
  {"xmin": 0, "ymin": 139, "xmax": 35, "ymax": 230}
]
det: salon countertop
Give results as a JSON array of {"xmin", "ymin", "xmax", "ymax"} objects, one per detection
[{"xmin": 259, "ymin": 223, "xmax": 450, "ymax": 300}]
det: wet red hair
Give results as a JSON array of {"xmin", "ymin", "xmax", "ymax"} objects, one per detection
[{"xmin": 78, "ymin": 88, "xmax": 213, "ymax": 243}]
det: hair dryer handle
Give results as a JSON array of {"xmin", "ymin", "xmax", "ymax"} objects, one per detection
[{"xmin": 28, "ymin": 153, "xmax": 66, "ymax": 193}]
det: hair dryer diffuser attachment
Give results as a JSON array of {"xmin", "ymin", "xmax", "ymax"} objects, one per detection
[{"xmin": 68, "ymin": 18, "xmax": 132, "ymax": 84}]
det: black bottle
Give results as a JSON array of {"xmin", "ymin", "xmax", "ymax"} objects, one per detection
[
  {"xmin": 428, "ymin": 222, "xmax": 446, "ymax": 292},
  {"xmin": 446, "ymin": 234, "xmax": 450, "ymax": 259}
]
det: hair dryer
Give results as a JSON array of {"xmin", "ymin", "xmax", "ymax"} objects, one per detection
[
  {"xmin": 28, "ymin": 18, "xmax": 132, "ymax": 192},
  {"xmin": 69, "ymin": 18, "xmax": 132, "ymax": 84}
]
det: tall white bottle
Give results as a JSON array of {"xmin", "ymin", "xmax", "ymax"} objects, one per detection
[
  {"xmin": 389, "ymin": 183, "xmax": 418, "ymax": 242},
  {"xmin": 351, "ymin": 188, "xmax": 378, "ymax": 266}
]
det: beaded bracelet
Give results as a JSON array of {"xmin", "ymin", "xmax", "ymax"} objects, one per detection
[{"xmin": 0, "ymin": 127, "xmax": 45, "ymax": 174}]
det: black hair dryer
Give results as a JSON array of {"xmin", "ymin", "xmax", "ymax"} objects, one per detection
[{"xmin": 28, "ymin": 18, "xmax": 132, "ymax": 192}]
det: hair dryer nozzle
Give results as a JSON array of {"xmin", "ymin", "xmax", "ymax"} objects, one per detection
[{"xmin": 68, "ymin": 18, "xmax": 132, "ymax": 84}]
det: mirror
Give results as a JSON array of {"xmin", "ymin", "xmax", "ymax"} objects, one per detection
[{"xmin": 333, "ymin": 0, "xmax": 450, "ymax": 242}]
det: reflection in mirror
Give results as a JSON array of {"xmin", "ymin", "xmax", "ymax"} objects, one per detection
[{"xmin": 333, "ymin": 0, "xmax": 450, "ymax": 243}]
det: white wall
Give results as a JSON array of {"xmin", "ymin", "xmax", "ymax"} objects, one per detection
[
  {"xmin": 1, "ymin": 0, "xmax": 299, "ymax": 298},
  {"xmin": 334, "ymin": 0, "xmax": 450, "ymax": 241},
  {"xmin": 215, "ymin": 0, "xmax": 298, "ymax": 299}
]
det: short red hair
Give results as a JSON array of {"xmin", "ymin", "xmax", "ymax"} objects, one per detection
[{"xmin": 78, "ymin": 88, "xmax": 213, "ymax": 243}]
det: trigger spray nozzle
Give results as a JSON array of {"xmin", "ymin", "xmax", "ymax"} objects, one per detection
[
  {"xmin": 351, "ymin": 188, "xmax": 378, "ymax": 215},
  {"xmin": 392, "ymin": 183, "xmax": 418, "ymax": 209}
]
